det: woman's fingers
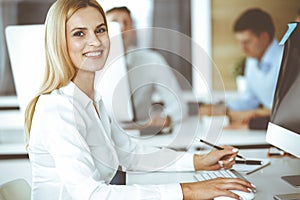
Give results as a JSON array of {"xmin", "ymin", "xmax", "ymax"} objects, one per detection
[
  {"xmin": 181, "ymin": 177, "xmax": 255, "ymax": 200},
  {"xmin": 219, "ymin": 178, "xmax": 254, "ymax": 191}
]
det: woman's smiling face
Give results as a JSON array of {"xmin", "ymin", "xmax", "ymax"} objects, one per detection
[{"xmin": 66, "ymin": 6, "xmax": 110, "ymax": 72}]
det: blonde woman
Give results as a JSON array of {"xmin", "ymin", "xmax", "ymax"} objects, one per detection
[{"xmin": 25, "ymin": 0, "xmax": 254, "ymax": 199}]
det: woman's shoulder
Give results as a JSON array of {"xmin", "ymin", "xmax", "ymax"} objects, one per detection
[
  {"xmin": 31, "ymin": 90, "xmax": 88, "ymax": 145},
  {"xmin": 36, "ymin": 90, "xmax": 73, "ymax": 113}
]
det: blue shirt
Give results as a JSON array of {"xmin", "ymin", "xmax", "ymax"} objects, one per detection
[{"xmin": 227, "ymin": 40, "xmax": 284, "ymax": 111}]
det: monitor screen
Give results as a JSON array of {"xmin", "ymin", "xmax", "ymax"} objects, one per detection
[
  {"xmin": 95, "ymin": 22, "xmax": 134, "ymax": 122},
  {"xmin": 0, "ymin": 1, "xmax": 54, "ymax": 99},
  {"xmin": 266, "ymin": 22, "xmax": 300, "ymax": 158}
]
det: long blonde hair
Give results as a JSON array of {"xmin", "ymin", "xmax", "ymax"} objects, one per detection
[{"xmin": 24, "ymin": 0, "xmax": 107, "ymax": 142}]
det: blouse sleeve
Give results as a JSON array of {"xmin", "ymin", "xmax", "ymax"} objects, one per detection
[
  {"xmin": 110, "ymin": 120, "xmax": 195, "ymax": 172},
  {"xmin": 39, "ymin": 98, "xmax": 183, "ymax": 200}
]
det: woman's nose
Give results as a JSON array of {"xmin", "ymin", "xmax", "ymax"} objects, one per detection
[{"xmin": 88, "ymin": 33, "xmax": 101, "ymax": 47}]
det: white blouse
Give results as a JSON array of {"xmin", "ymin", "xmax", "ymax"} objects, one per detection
[{"xmin": 28, "ymin": 82, "xmax": 194, "ymax": 200}]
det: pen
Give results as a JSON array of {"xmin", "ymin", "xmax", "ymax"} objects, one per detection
[
  {"xmin": 196, "ymin": 138, "xmax": 246, "ymax": 160},
  {"xmin": 235, "ymin": 160, "xmax": 263, "ymax": 165}
]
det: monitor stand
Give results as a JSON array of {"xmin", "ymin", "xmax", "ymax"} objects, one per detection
[
  {"xmin": 274, "ymin": 192, "xmax": 300, "ymax": 200},
  {"xmin": 275, "ymin": 175, "xmax": 300, "ymax": 200},
  {"xmin": 281, "ymin": 175, "xmax": 300, "ymax": 187}
]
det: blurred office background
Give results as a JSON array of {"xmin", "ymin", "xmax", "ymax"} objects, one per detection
[
  {"xmin": 0, "ymin": 0, "xmax": 300, "ymax": 187},
  {"xmin": 0, "ymin": 0, "xmax": 299, "ymax": 102},
  {"xmin": 211, "ymin": 0, "xmax": 300, "ymax": 91}
]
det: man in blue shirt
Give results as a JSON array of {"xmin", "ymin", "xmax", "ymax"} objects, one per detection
[{"xmin": 227, "ymin": 8, "xmax": 283, "ymax": 113}]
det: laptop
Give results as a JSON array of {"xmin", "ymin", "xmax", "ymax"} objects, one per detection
[{"xmin": 5, "ymin": 22, "xmax": 135, "ymax": 123}]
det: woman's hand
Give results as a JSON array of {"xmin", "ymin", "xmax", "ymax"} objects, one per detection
[
  {"xmin": 180, "ymin": 177, "xmax": 254, "ymax": 200},
  {"xmin": 194, "ymin": 146, "xmax": 239, "ymax": 171}
]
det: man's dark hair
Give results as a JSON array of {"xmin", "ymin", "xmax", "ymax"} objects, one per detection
[
  {"xmin": 106, "ymin": 6, "xmax": 131, "ymax": 15},
  {"xmin": 233, "ymin": 8, "xmax": 275, "ymax": 40}
]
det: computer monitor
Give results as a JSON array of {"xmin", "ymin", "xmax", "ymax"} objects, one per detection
[
  {"xmin": 266, "ymin": 22, "xmax": 300, "ymax": 186},
  {"xmin": 5, "ymin": 24, "xmax": 45, "ymax": 114},
  {"xmin": 95, "ymin": 22, "xmax": 134, "ymax": 122}
]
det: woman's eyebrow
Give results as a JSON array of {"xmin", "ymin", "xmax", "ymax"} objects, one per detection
[
  {"xmin": 70, "ymin": 27, "xmax": 87, "ymax": 32},
  {"xmin": 70, "ymin": 23, "xmax": 106, "ymax": 32},
  {"xmin": 96, "ymin": 23, "xmax": 106, "ymax": 29}
]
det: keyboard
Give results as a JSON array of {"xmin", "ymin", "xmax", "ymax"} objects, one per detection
[{"xmin": 194, "ymin": 169, "xmax": 255, "ymax": 200}]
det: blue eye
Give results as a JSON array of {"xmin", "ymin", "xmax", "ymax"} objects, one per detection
[
  {"xmin": 73, "ymin": 31, "xmax": 84, "ymax": 37},
  {"xmin": 96, "ymin": 27, "xmax": 106, "ymax": 34}
]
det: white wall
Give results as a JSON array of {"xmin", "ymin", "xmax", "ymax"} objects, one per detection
[{"xmin": 191, "ymin": 0, "xmax": 212, "ymax": 101}]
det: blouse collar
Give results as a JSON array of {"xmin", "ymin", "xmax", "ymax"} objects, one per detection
[{"xmin": 59, "ymin": 81, "xmax": 102, "ymax": 108}]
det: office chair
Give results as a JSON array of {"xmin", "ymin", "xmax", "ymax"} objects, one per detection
[{"xmin": 0, "ymin": 179, "xmax": 31, "ymax": 200}]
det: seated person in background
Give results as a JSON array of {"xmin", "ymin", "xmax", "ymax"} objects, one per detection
[
  {"xmin": 227, "ymin": 8, "xmax": 283, "ymax": 112},
  {"xmin": 227, "ymin": 8, "xmax": 283, "ymax": 128},
  {"xmin": 26, "ymin": 1, "xmax": 254, "ymax": 199},
  {"xmin": 200, "ymin": 8, "xmax": 283, "ymax": 129},
  {"xmin": 106, "ymin": 6, "xmax": 188, "ymax": 128}
]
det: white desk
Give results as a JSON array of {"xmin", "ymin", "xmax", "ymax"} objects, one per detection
[
  {"xmin": 127, "ymin": 149, "xmax": 300, "ymax": 199},
  {"xmin": 131, "ymin": 116, "xmax": 268, "ymax": 151},
  {"xmin": 126, "ymin": 120, "xmax": 299, "ymax": 199},
  {"xmin": 0, "ymin": 113, "xmax": 267, "ymax": 153},
  {"xmin": 0, "ymin": 113, "xmax": 284, "ymax": 192}
]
